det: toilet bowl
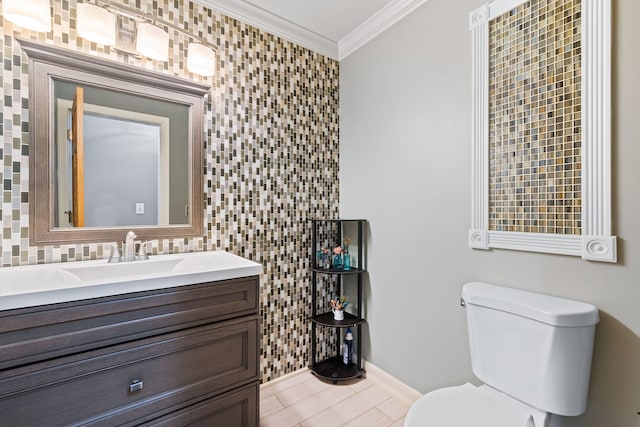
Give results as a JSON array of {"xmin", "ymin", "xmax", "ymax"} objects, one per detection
[
  {"xmin": 404, "ymin": 282, "xmax": 598, "ymax": 427},
  {"xmin": 405, "ymin": 383, "xmax": 550, "ymax": 427}
]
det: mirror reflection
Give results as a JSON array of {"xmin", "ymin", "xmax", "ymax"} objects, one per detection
[
  {"xmin": 21, "ymin": 39, "xmax": 208, "ymax": 245},
  {"xmin": 53, "ymin": 81, "xmax": 190, "ymax": 228}
]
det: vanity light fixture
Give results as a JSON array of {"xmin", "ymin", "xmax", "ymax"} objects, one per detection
[
  {"xmin": 76, "ymin": 3, "xmax": 116, "ymax": 46},
  {"xmin": 187, "ymin": 43, "xmax": 216, "ymax": 77},
  {"xmin": 6, "ymin": 0, "xmax": 217, "ymax": 76},
  {"xmin": 135, "ymin": 22, "xmax": 169, "ymax": 61},
  {"xmin": 2, "ymin": 0, "xmax": 51, "ymax": 32}
]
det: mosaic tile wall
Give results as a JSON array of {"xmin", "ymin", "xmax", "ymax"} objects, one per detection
[
  {"xmin": 0, "ymin": 0, "xmax": 339, "ymax": 382},
  {"xmin": 488, "ymin": 0, "xmax": 582, "ymax": 235}
]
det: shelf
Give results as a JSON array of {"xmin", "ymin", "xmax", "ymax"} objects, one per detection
[
  {"xmin": 311, "ymin": 267, "xmax": 365, "ymax": 275},
  {"xmin": 310, "ymin": 312, "xmax": 366, "ymax": 328},
  {"xmin": 309, "ymin": 357, "xmax": 366, "ymax": 383},
  {"xmin": 310, "ymin": 217, "xmax": 366, "ymax": 384}
]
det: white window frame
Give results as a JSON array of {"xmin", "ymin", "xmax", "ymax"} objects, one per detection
[{"xmin": 468, "ymin": 0, "xmax": 616, "ymax": 262}]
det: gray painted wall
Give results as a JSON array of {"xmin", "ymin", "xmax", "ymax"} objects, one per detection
[{"xmin": 339, "ymin": 0, "xmax": 640, "ymax": 426}]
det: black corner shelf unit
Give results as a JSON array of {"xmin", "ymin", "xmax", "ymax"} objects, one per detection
[{"xmin": 310, "ymin": 218, "xmax": 367, "ymax": 383}]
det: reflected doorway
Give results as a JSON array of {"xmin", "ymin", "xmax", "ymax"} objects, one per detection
[{"xmin": 56, "ymin": 98, "xmax": 170, "ymax": 227}]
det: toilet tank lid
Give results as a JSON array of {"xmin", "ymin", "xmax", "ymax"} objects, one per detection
[{"xmin": 462, "ymin": 282, "xmax": 599, "ymax": 327}]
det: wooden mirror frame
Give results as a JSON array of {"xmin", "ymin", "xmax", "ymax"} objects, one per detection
[{"xmin": 20, "ymin": 39, "xmax": 209, "ymax": 245}]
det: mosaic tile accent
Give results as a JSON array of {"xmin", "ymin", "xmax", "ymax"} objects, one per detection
[
  {"xmin": 0, "ymin": 0, "xmax": 339, "ymax": 383},
  {"xmin": 488, "ymin": 0, "xmax": 582, "ymax": 235}
]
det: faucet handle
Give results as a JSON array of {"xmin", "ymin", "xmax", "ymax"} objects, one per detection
[
  {"xmin": 108, "ymin": 244, "xmax": 123, "ymax": 263},
  {"xmin": 136, "ymin": 241, "xmax": 150, "ymax": 261}
]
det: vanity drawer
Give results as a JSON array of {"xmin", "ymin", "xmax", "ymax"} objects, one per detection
[
  {"xmin": 0, "ymin": 275, "xmax": 258, "ymax": 370},
  {"xmin": 144, "ymin": 381, "xmax": 259, "ymax": 427},
  {"xmin": 0, "ymin": 316, "xmax": 259, "ymax": 427}
]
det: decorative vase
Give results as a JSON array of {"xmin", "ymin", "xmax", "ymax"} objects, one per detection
[
  {"xmin": 343, "ymin": 252, "xmax": 351, "ymax": 270},
  {"xmin": 333, "ymin": 253, "xmax": 343, "ymax": 270},
  {"xmin": 332, "ymin": 309, "xmax": 344, "ymax": 321}
]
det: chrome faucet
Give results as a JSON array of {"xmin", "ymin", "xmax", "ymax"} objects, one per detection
[
  {"xmin": 107, "ymin": 232, "xmax": 148, "ymax": 263},
  {"xmin": 123, "ymin": 231, "xmax": 137, "ymax": 262}
]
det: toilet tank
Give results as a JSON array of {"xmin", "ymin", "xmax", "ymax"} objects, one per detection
[{"xmin": 461, "ymin": 282, "xmax": 599, "ymax": 417}]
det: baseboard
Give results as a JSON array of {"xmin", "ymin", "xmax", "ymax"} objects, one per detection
[{"xmin": 363, "ymin": 360, "xmax": 422, "ymax": 404}]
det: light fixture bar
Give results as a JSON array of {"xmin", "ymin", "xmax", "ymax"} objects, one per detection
[
  {"xmin": 100, "ymin": 2, "xmax": 214, "ymax": 48},
  {"xmin": 9, "ymin": 0, "xmax": 218, "ymax": 76},
  {"xmin": 98, "ymin": 1, "xmax": 218, "ymax": 71}
]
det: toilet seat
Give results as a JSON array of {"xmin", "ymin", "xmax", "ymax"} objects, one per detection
[{"xmin": 404, "ymin": 383, "xmax": 549, "ymax": 427}]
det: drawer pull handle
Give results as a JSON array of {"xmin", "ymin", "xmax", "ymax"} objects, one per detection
[{"xmin": 129, "ymin": 380, "xmax": 144, "ymax": 393}]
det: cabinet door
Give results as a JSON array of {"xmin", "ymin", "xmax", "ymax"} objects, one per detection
[
  {"xmin": 0, "ymin": 317, "xmax": 258, "ymax": 426},
  {"xmin": 144, "ymin": 382, "xmax": 259, "ymax": 427}
]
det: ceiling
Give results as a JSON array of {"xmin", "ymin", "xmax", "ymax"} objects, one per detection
[{"xmin": 197, "ymin": 0, "xmax": 429, "ymax": 60}]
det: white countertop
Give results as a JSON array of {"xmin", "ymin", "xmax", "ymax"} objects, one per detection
[{"xmin": 0, "ymin": 251, "xmax": 263, "ymax": 311}]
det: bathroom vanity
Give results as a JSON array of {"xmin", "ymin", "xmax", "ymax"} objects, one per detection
[{"xmin": 0, "ymin": 251, "xmax": 261, "ymax": 426}]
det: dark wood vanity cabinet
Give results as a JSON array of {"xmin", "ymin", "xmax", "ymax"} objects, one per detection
[{"xmin": 0, "ymin": 276, "xmax": 260, "ymax": 426}]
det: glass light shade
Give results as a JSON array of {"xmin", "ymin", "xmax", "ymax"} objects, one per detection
[
  {"xmin": 187, "ymin": 43, "xmax": 216, "ymax": 77},
  {"xmin": 136, "ymin": 23, "xmax": 169, "ymax": 61},
  {"xmin": 2, "ymin": 0, "xmax": 51, "ymax": 32},
  {"xmin": 77, "ymin": 4, "xmax": 116, "ymax": 46}
]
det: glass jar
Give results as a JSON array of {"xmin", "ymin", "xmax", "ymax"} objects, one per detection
[{"xmin": 332, "ymin": 253, "xmax": 343, "ymax": 269}]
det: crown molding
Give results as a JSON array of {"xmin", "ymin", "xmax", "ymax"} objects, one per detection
[
  {"xmin": 338, "ymin": 0, "xmax": 430, "ymax": 60},
  {"xmin": 195, "ymin": 0, "xmax": 338, "ymax": 59},
  {"xmin": 195, "ymin": 0, "xmax": 429, "ymax": 62}
]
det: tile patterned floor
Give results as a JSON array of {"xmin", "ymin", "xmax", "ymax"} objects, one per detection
[{"xmin": 260, "ymin": 371, "xmax": 411, "ymax": 427}]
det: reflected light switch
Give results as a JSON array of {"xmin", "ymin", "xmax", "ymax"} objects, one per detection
[{"xmin": 136, "ymin": 203, "xmax": 144, "ymax": 215}]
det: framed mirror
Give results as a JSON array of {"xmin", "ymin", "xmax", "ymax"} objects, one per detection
[{"xmin": 20, "ymin": 39, "xmax": 209, "ymax": 245}]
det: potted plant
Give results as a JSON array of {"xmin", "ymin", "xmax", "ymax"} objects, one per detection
[{"xmin": 330, "ymin": 296, "xmax": 349, "ymax": 320}]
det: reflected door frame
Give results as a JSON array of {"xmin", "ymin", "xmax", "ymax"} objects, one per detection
[{"xmin": 55, "ymin": 99, "xmax": 171, "ymax": 227}]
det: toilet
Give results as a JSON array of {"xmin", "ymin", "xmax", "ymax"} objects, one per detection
[{"xmin": 405, "ymin": 282, "xmax": 599, "ymax": 427}]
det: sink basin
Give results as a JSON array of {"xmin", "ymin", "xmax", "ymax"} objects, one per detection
[
  {"xmin": 0, "ymin": 251, "xmax": 262, "ymax": 310},
  {"xmin": 63, "ymin": 258, "xmax": 183, "ymax": 281},
  {"xmin": 0, "ymin": 268, "xmax": 82, "ymax": 295}
]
